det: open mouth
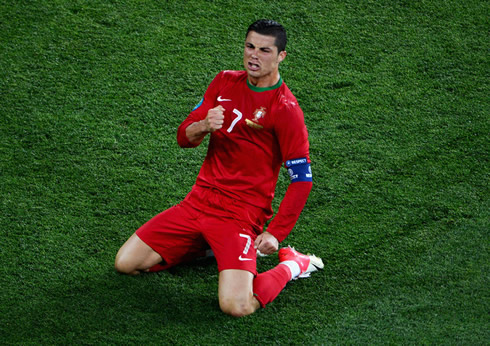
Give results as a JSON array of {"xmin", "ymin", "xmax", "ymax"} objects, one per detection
[{"xmin": 248, "ymin": 62, "xmax": 260, "ymax": 71}]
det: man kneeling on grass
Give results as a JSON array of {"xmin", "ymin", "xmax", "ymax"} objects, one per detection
[{"xmin": 115, "ymin": 19, "xmax": 323, "ymax": 317}]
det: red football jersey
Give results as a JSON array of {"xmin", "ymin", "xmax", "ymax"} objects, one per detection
[{"xmin": 177, "ymin": 70, "xmax": 310, "ymax": 216}]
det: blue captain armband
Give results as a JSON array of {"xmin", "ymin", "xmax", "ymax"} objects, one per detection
[{"xmin": 285, "ymin": 157, "xmax": 313, "ymax": 183}]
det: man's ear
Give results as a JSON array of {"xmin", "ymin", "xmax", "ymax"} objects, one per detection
[{"xmin": 278, "ymin": 50, "xmax": 287, "ymax": 63}]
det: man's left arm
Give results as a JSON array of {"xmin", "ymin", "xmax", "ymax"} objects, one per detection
[
  {"xmin": 255, "ymin": 180, "xmax": 312, "ymax": 254},
  {"xmin": 254, "ymin": 101, "xmax": 313, "ymax": 254}
]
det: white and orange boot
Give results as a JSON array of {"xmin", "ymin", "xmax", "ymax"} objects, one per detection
[{"xmin": 278, "ymin": 246, "xmax": 324, "ymax": 279}]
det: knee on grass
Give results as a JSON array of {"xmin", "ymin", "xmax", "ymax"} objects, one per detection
[
  {"xmin": 219, "ymin": 296, "xmax": 258, "ymax": 317},
  {"xmin": 114, "ymin": 254, "xmax": 141, "ymax": 275}
]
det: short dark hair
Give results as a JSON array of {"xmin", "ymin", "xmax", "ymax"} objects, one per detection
[{"xmin": 246, "ymin": 19, "xmax": 287, "ymax": 53}]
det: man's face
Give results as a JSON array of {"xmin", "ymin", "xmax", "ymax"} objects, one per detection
[{"xmin": 243, "ymin": 31, "xmax": 286, "ymax": 84}]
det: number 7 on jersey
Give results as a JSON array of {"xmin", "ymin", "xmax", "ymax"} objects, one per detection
[{"xmin": 227, "ymin": 109, "xmax": 243, "ymax": 133}]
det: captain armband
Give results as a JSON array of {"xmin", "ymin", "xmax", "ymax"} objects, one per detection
[{"xmin": 285, "ymin": 157, "xmax": 313, "ymax": 183}]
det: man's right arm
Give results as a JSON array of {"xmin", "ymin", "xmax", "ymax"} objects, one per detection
[
  {"xmin": 177, "ymin": 105, "xmax": 225, "ymax": 148},
  {"xmin": 184, "ymin": 106, "xmax": 225, "ymax": 145},
  {"xmin": 176, "ymin": 71, "xmax": 225, "ymax": 148}
]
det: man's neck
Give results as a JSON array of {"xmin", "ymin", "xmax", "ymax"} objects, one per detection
[{"xmin": 247, "ymin": 71, "xmax": 281, "ymax": 88}]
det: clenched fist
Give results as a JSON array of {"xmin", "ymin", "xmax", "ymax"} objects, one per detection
[
  {"xmin": 204, "ymin": 105, "xmax": 225, "ymax": 132},
  {"xmin": 254, "ymin": 232, "xmax": 279, "ymax": 255}
]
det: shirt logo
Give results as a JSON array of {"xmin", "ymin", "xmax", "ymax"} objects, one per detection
[
  {"xmin": 253, "ymin": 107, "xmax": 266, "ymax": 121},
  {"xmin": 238, "ymin": 255, "xmax": 253, "ymax": 262},
  {"xmin": 217, "ymin": 96, "xmax": 231, "ymax": 102},
  {"xmin": 246, "ymin": 107, "xmax": 266, "ymax": 130}
]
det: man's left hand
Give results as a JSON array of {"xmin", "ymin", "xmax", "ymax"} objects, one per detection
[{"xmin": 254, "ymin": 232, "xmax": 279, "ymax": 255}]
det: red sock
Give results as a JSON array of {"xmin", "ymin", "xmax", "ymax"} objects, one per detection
[{"xmin": 253, "ymin": 264, "xmax": 292, "ymax": 308}]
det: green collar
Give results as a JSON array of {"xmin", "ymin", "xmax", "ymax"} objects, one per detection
[{"xmin": 247, "ymin": 77, "xmax": 283, "ymax": 92}]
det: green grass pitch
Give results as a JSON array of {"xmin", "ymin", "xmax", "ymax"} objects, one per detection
[{"xmin": 0, "ymin": 0, "xmax": 488, "ymax": 344}]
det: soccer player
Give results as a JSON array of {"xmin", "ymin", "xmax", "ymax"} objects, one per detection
[{"xmin": 115, "ymin": 19, "xmax": 323, "ymax": 317}]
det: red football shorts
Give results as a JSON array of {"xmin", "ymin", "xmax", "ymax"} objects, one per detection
[{"xmin": 135, "ymin": 185, "xmax": 268, "ymax": 275}]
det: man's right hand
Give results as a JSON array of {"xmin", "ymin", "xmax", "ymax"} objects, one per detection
[
  {"xmin": 203, "ymin": 105, "xmax": 225, "ymax": 133},
  {"xmin": 185, "ymin": 105, "xmax": 226, "ymax": 145}
]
